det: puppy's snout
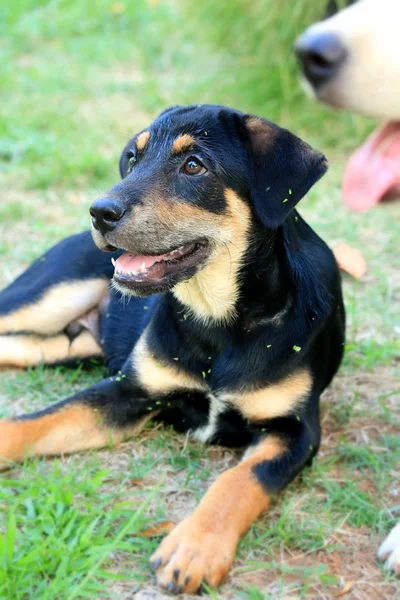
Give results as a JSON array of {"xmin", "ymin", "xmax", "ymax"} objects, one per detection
[
  {"xmin": 295, "ymin": 30, "xmax": 346, "ymax": 88},
  {"xmin": 90, "ymin": 198, "xmax": 126, "ymax": 235}
]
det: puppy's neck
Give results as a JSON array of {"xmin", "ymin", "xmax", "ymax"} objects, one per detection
[
  {"xmin": 173, "ymin": 211, "xmax": 289, "ymax": 326},
  {"xmin": 237, "ymin": 224, "xmax": 290, "ymax": 324},
  {"xmin": 172, "ymin": 190, "xmax": 252, "ymax": 324},
  {"xmin": 172, "ymin": 245, "xmax": 243, "ymax": 325}
]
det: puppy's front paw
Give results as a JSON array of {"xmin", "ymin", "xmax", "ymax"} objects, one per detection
[
  {"xmin": 150, "ymin": 516, "xmax": 237, "ymax": 594},
  {"xmin": 378, "ymin": 522, "xmax": 400, "ymax": 575}
]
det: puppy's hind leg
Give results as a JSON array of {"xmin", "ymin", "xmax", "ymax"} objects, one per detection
[
  {"xmin": 0, "ymin": 231, "xmax": 120, "ymax": 367},
  {"xmin": 0, "ymin": 331, "xmax": 104, "ymax": 368},
  {"xmin": 0, "ymin": 231, "xmax": 116, "ymax": 337}
]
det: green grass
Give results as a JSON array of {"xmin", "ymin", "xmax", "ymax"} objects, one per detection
[
  {"xmin": 0, "ymin": 464, "xmax": 154, "ymax": 599},
  {"xmin": 1, "ymin": 1, "xmax": 399, "ymax": 598}
]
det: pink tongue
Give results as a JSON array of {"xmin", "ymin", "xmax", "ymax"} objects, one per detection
[
  {"xmin": 114, "ymin": 252, "xmax": 160, "ymax": 273},
  {"xmin": 342, "ymin": 122, "xmax": 400, "ymax": 212}
]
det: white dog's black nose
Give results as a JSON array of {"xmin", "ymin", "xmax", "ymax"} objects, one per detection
[
  {"xmin": 90, "ymin": 198, "xmax": 126, "ymax": 235},
  {"xmin": 295, "ymin": 31, "xmax": 347, "ymax": 88}
]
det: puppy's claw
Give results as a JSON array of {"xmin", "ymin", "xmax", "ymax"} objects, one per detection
[
  {"xmin": 150, "ymin": 557, "xmax": 162, "ymax": 570},
  {"xmin": 153, "ymin": 517, "xmax": 236, "ymax": 593},
  {"xmin": 174, "ymin": 585, "xmax": 183, "ymax": 594},
  {"xmin": 167, "ymin": 581, "xmax": 182, "ymax": 594}
]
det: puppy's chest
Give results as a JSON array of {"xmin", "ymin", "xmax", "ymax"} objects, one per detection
[
  {"xmin": 132, "ymin": 333, "xmax": 312, "ymax": 439},
  {"xmin": 188, "ymin": 392, "xmax": 254, "ymax": 444}
]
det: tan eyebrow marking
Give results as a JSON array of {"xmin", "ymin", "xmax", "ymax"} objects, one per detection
[
  {"xmin": 172, "ymin": 134, "xmax": 196, "ymax": 154},
  {"xmin": 136, "ymin": 131, "xmax": 150, "ymax": 151}
]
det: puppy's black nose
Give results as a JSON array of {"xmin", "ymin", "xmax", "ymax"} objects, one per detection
[
  {"xmin": 90, "ymin": 198, "xmax": 126, "ymax": 235},
  {"xmin": 295, "ymin": 31, "xmax": 346, "ymax": 88}
]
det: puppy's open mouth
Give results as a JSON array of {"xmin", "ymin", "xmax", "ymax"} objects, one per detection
[{"xmin": 112, "ymin": 240, "xmax": 210, "ymax": 291}]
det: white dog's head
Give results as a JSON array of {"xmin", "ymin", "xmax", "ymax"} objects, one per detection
[{"xmin": 296, "ymin": 0, "xmax": 400, "ymax": 211}]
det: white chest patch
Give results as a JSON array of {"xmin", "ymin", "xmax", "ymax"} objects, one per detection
[{"xmin": 190, "ymin": 393, "xmax": 227, "ymax": 443}]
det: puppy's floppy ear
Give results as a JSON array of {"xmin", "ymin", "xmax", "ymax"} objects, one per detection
[{"xmin": 243, "ymin": 115, "xmax": 327, "ymax": 229}]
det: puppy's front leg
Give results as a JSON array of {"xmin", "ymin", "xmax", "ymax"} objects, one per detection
[
  {"xmin": 151, "ymin": 412, "xmax": 320, "ymax": 594},
  {"xmin": 0, "ymin": 373, "xmax": 162, "ymax": 470}
]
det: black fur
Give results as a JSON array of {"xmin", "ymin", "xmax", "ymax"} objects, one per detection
[{"xmin": 0, "ymin": 104, "xmax": 345, "ymax": 521}]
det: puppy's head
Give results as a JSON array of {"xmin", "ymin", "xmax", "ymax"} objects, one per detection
[{"xmin": 91, "ymin": 105, "xmax": 326, "ymax": 297}]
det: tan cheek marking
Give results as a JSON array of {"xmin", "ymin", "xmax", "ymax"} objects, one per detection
[
  {"xmin": 173, "ymin": 188, "xmax": 251, "ymax": 323},
  {"xmin": 115, "ymin": 194, "xmax": 222, "ymax": 252},
  {"xmin": 171, "ymin": 134, "xmax": 196, "ymax": 154},
  {"xmin": 154, "ymin": 197, "xmax": 218, "ymax": 226},
  {"xmin": 133, "ymin": 332, "xmax": 207, "ymax": 395},
  {"xmin": 0, "ymin": 405, "xmax": 151, "ymax": 470},
  {"xmin": 0, "ymin": 331, "xmax": 102, "ymax": 368},
  {"xmin": 136, "ymin": 131, "xmax": 150, "ymax": 151},
  {"xmin": 0, "ymin": 279, "xmax": 109, "ymax": 335},
  {"xmin": 222, "ymin": 369, "xmax": 313, "ymax": 421},
  {"xmin": 118, "ymin": 188, "xmax": 250, "ymax": 323}
]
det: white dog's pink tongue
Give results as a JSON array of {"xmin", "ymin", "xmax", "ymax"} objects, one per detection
[{"xmin": 342, "ymin": 122, "xmax": 400, "ymax": 212}]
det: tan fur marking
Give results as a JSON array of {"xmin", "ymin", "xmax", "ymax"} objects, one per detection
[
  {"xmin": 153, "ymin": 196, "xmax": 213, "ymax": 225},
  {"xmin": 0, "ymin": 331, "xmax": 102, "ymax": 368},
  {"xmin": 171, "ymin": 134, "xmax": 196, "ymax": 154},
  {"xmin": 152, "ymin": 436, "xmax": 284, "ymax": 592},
  {"xmin": 186, "ymin": 435, "xmax": 283, "ymax": 536},
  {"xmin": 173, "ymin": 189, "xmax": 251, "ymax": 323},
  {"xmin": 223, "ymin": 370, "xmax": 313, "ymax": 421},
  {"xmin": 0, "ymin": 279, "xmax": 108, "ymax": 335},
  {"xmin": 108, "ymin": 191, "xmax": 221, "ymax": 256},
  {"xmin": 245, "ymin": 116, "xmax": 275, "ymax": 153},
  {"xmin": 136, "ymin": 131, "xmax": 150, "ymax": 151},
  {"xmin": 133, "ymin": 332, "xmax": 207, "ymax": 395},
  {"xmin": 0, "ymin": 405, "xmax": 151, "ymax": 470}
]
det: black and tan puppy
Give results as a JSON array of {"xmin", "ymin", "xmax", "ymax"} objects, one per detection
[{"xmin": 0, "ymin": 105, "xmax": 345, "ymax": 593}]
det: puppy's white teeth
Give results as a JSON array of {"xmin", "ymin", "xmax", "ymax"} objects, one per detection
[
  {"xmin": 166, "ymin": 246, "xmax": 182, "ymax": 259},
  {"xmin": 140, "ymin": 262, "xmax": 147, "ymax": 273},
  {"xmin": 111, "ymin": 258, "xmax": 116, "ymax": 267}
]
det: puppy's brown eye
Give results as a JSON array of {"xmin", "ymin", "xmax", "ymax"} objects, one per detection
[
  {"xmin": 127, "ymin": 153, "xmax": 136, "ymax": 173},
  {"xmin": 182, "ymin": 157, "xmax": 207, "ymax": 176}
]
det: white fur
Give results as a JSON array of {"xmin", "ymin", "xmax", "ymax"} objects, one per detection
[
  {"xmin": 298, "ymin": 0, "xmax": 400, "ymax": 119},
  {"xmin": 190, "ymin": 393, "xmax": 226, "ymax": 443},
  {"xmin": 378, "ymin": 522, "xmax": 400, "ymax": 574}
]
